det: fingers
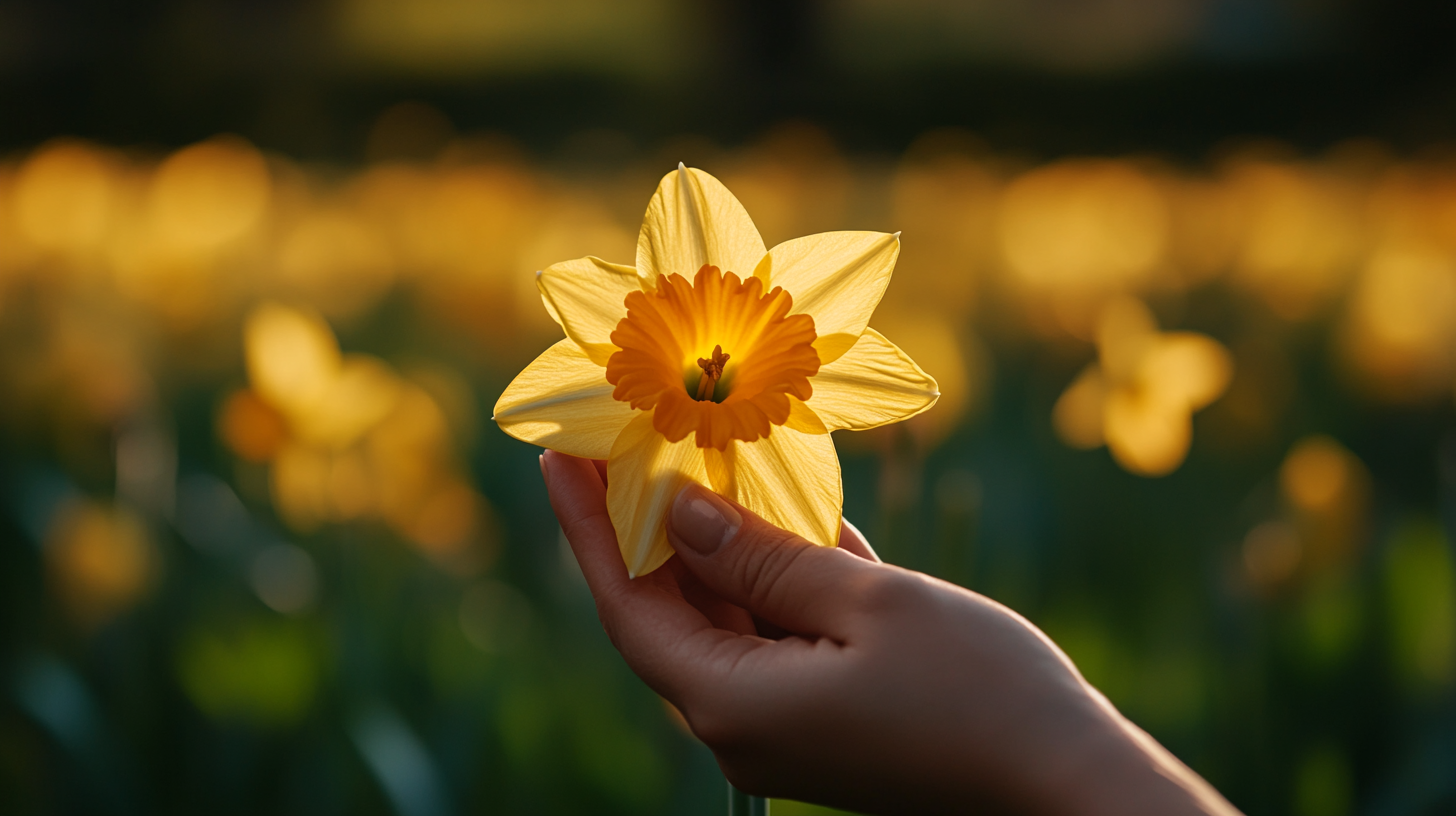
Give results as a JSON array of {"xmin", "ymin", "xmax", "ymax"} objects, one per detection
[
  {"xmin": 666, "ymin": 484, "xmax": 884, "ymax": 641},
  {"xmin": 541, "ymin": 451, "xmax": 762, "ymax": 696},
  {"xmin": 748, "ymin": 519, "xmax": 880, "ymax": 640},
  {"xmin": 838, "ymin": 518, "xmax": 880, "ymax": 563},
  {"xmin": 669, "ymin": 558, "xmax": 757, "ymax": 636},
  {"xmin": 542, "ymin": 451, "xmax": 629, "ymax": 599}
]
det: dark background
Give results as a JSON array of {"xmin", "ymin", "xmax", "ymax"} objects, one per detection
[{"xmin": 3, "ymin": 0, "xmax": 1456, "ymax": 159}]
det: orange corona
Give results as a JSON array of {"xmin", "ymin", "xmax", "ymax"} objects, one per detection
[{"xmin": 606, "ymin": 265, "xmax": 820, "ymax": 450}]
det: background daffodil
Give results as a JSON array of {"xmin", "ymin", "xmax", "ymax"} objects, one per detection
[{"xmin": 495, "ymin": 165, "xmax": 939, "ymax": 576}]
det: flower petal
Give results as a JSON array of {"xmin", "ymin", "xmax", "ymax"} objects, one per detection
[
  {"xmin": 1104, "ymin": 386, "xmax": 1192, "ymax": 478},
  {"xmin": 807, "ymin": 328, "xmax": 939, "ymax": 431},
  {"xmin": 493, "ymin": 339, "xmax": 636, "ymax": 458},
  {"xmin": 1051, "ymin": 365, "xmax": 1107, "ymax": 450},
  {"xmin": 1138, "ymin": 332, "xmax": 1232, "ymax": 411},
  {"xmin": 537, "ymin": 256, "xmax": 638, "ymax": 366},
  {"xmin": 763, "ymin": 231, "xmax": 899, "ymax": 363},
  {"xmin": 637, "ymin": 165, "xmax": 767, "ymax": 284},
  {"xmin": 607, "ymin": 410, "xmax": 709, "ymax": 577},
  {"xmin": 716, "ymin": 427, "xmax": 842, "ymax": 549},
  {"xmin": 784, "ymin": 395, "xmax": 828, "ymax": 434}
]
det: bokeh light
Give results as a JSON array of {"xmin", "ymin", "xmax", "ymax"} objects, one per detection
[
  {"xmin": 14, "ymin": 140, "xmax": 118, "ymax": 256},
  {"xmin": 43, "ymin": 500, "xmax": 156, "ymax": 631},
  {"xmin": 1052, "ymin": 297, "xmax": 1231, "ymax": 476}
]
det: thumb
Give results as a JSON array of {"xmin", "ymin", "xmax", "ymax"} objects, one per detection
[{"xmin": 667, "ymin": 483, "xmax": 883, "ymax": 639}]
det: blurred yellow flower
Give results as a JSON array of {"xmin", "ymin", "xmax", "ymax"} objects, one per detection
[
  {"xmin": 230, "ymin": 302, "xmax": 498, "ymax": 574},
  {"xmin": 495, "ymin": 165, "xmax": 939, "ymax": 575},
  {"xmin": 1052, "ymin": 297, "xmax": 1232, "ymax": 477},
  {"xmin": 45, "ymin": 500, "xmax": 156, "ymax": 631}
]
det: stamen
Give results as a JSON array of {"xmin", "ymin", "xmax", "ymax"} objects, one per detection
[{"xmin": 695, "ymin": 344, "xmax": 731, "ymax": 401}]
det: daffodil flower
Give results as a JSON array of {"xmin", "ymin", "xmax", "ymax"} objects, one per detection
[
  {"xmin": 1052, "ymin": 297, "xmax": 1232, "ymax": 477},
  {"xmin": 495, "ymin": 165, "xmax": 939, "ymax": 576}
]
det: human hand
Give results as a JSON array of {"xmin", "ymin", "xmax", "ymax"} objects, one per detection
[{"xmin": 541, "ymin": 450, "xmax": 1240, "ymax": 816}]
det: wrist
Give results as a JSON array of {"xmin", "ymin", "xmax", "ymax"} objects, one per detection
[{"xmin": 1028, "ymin": 691, "xmax": 1237, "ymax": 816}]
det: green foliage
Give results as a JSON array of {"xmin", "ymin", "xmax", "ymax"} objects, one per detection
[
  {"xmin": 1294, "ymin": 744, "xmax": 1353, "ymax": 816},
  {"xmin": 1382, "ymin": 520, "xmax": 1456, "ymax": 693},
  {"xmin": 176, "ymin": 619, "xmax": 321, "ymax": 728}
]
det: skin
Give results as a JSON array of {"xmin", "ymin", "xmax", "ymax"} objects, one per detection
[{"xmin": 541, "ymin": 450, "xmax": 1243, "ymax": 816}]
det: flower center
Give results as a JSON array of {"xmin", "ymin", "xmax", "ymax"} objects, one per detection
[
  {"xmin": 695, "ymin": 345, "xmax": 731, "ymax": 401},
  {"xmin": 606, "ymin": 265, "xmax": 820, "ymax": 449}
]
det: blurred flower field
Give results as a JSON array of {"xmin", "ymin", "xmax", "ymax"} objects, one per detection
[{"xmin": 2, "ymin": 121, "xmax": 1455, "ymax": 815}]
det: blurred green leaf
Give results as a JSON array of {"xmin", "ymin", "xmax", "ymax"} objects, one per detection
[
  {"xmin": 1382, "ymin": 519, "xmax": 1456, "ymax": 693},
  {"xmin": 175, "ymin": 619, "xmax": 321, "ymax": 728}
]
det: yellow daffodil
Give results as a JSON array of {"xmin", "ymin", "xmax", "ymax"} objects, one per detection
[
  {"xmin": 494, "ymin": 165, "xmax": 939, "ymax": 576},
  {"xmin": 1052, "ymin": 297, "xmax": 1232, "ymax": 477}
]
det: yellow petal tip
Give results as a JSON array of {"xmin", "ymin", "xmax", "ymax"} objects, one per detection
[{"xmin": 677, "ymin": 161, "xmax": 686, "ymax": 171}]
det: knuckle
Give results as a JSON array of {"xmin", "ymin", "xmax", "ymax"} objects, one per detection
[
  {"xmin": 594, "ymin": 594, "xmax": 628, "ymax": 649},
  {"xmin": 853, "ymin": 571, "xmax": 920, "ymax": 617},
  {"xmin": 737, "ymin": 535, "xmax": 813, "ymax": 612},
  {"xmin": 682, "ymin": 701, "xmax": 750, "ymax": 751},
  {"xmin": 597, "ymin": 612, "xmax": 622, "ymax": 650}
]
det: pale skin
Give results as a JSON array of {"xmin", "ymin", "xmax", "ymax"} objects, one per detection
[{"xmin": 541, "ymin": 450, "xmax": 1243, "ymax": 816}]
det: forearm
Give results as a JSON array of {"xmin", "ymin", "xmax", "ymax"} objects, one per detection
[
  {"xmin": 1037, "ymin": 695, "xmax": 1241, "ymax": 816},
  {"xmin": 920, "ymin": 584, "xmax": 1243, "ymax": 816}
]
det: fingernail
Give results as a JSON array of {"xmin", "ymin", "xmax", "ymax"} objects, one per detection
[
  {"xmin": 671, "ymin": 484, "xmax": 741, "ymax": 555},
  {"xmin": 539, "ymin": 453, "xmax": 547, "ymax": 479}
]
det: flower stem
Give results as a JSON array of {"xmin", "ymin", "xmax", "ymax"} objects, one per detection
[{"xmin": 728, "ymin": 782, "xmax": 769, "ymax": 816}]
